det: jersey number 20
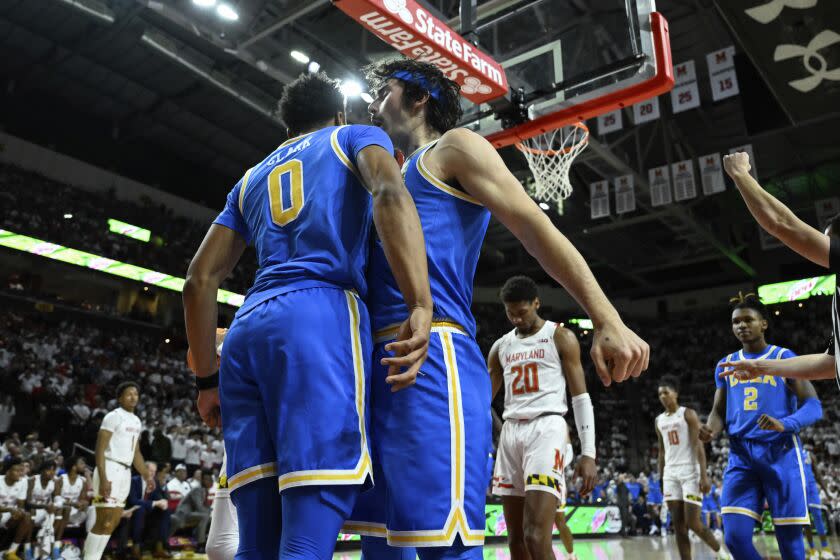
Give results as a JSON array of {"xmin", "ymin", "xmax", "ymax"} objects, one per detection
[
  {"xmin": 511, "ymin": 363, "xmax": 539, "ymax": 395},
  {"xmin": 269, "ymin": 159, "xmax": 305, "ymax": 226}
]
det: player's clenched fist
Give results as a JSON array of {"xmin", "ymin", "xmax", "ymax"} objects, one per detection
[
  {"xmin": 723, "ymin": 152, "xmax": 751, "ymax": 178},
  {"xmin": 698, "ymin": 424, "xmax": 715, "ymax": 443},
  {"xmin": 590, "ymin": 321, "xmax": 650, "ymax": 386}
]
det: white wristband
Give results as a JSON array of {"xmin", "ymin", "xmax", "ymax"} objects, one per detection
[{"xmin": 572, "ymin": 392, "xmax": 596, "ymax": 459}]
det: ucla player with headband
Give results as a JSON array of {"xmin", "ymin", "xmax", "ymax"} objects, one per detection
[
  {"xmin": 183, "ymin": 71, "xmax": 433, "ymax": 559},
  {"xmin": 346, "ymin": 59, "xmax": 648, "ymax": 560},
  {"xmin": 702, "ymin": 293, "xmax": 822, "ymax": 560}
]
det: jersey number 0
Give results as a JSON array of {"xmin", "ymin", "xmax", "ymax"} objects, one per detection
[{"xmin": 269, "ymin": 159, "xmax": 305, "ymax": 226}]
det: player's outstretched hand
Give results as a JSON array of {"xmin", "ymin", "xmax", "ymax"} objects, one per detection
[
  {"xmin": 757, "ymin": 414, "xmax": 784, "ymax": 432},
  {"xmin": 197, "ymin": 387, "xmax": 222, "ymax": 429},
  {"xmin": 723, "ymin": 152, "xmax": 751, "ymax": 179},
  {"xmin": 718, "ymin": 359, "xmax": 767, "ymax": 381},
  {"xmin": 698, "ymin": 424, "xmax": 715, "ymax": 443},
  {"xmin": 574, "ymin": 456, "xmax": 597, "ymax": 497},
  {"xmin": 590, "ymin": 321, "xmax": 649, "ymax": 386},
  {"xmin": 382, "ymin": 306, "xmax": 432, "ymax": 392}
]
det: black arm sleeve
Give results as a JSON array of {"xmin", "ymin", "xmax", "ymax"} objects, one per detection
[{"xmin": 830, "ymin": 236, "xmax": 840, "ymax": 274}]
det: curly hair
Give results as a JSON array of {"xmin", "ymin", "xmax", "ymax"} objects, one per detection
[
  {"xmin": 277, "ymin": 72, "xmax": 344, "ymax": 137},
  {"xmin": 364, "ymin": 58, "xmax": 462, "ymax": 133},
  {"xmin": 500, "ymin": 275, "xmax": 538, "ymax": 303},
  {"xmin": 730, "ymin": 291, "xmax": 768, "ymax": 321}
]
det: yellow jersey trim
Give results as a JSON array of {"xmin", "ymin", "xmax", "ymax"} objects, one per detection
[
  {"xmin": 279, "ymin": 131, "xmax": 315, "ymax": 148},
  {"xmin": 237, "ymin": 166, "xmax": 255, "ymax": 214},
  {"xmin": 417, "ymin": 143, "xmax": 482, "ymax": 206},
  {"xmin": 276, "ymin": 290, "xmax": 372, "ymax": 492},
  {"xmin": 330, "ymin": 126, "xmax": 360, "ymax": 178},
  {"xmin": 721, "ymin": 507, "xmax": 762, "ymax": 522},
  {"xmin": 227, "ymin": 462, "xmax": 278, "ymax": 492}
]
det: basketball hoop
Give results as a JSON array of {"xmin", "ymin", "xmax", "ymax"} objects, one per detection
[{"xmin": 515, "ymin": 122, "xmax": 589, "ymax": 203}]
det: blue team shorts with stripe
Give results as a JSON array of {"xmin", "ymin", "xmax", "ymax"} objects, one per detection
[
  {"xmin": 219, "ymin": 287, "xmax": 372, "ymax": 494},
  {"xmin": 345, "ymin": 324, "xmax": 492, "ymax": 548},
  {"xmin": 721, "ymin": 435, "xmax": 808, "ymax": 525}
]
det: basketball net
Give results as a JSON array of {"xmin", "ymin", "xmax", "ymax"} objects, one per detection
[{"xmin": 515, "ymin": 122, "xmax": 589, "ymax": 204}]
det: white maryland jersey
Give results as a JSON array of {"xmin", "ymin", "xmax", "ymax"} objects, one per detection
[
  {"xmin": 0, "ymin": 476, "xmax": 27, "ymax": 508},
  {"xmin": 656, "ymin": 407, "xmax": 697, "ymax": 473},
  {"xmin": 497, "ymin": 320, "xmax": 567, "ymax": 420},
  {"xmin": 59, "ymin": 473, "xmax": 85, "ymax": 502},
  {"xmin": 29, "ymin": 476, "xmax": 55, "ymax": 506},
  {"xmin": 100, "ymin": 407, "xmax": 142, "ymax": 465}
]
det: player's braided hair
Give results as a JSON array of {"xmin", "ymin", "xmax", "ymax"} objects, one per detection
[
  {"xmin": 500, "ymin": 275, "xmax": 538, "ymax": 303},
  {"xmin": 729, "ymin": 291, "xmax": 768, "ymax": 320},
  {"xmin": 277, "ymin": 72, "xmax": 344, "ymax": 137},
  {"xmin": 364, "ymin": 58, "xmax": 462, "ymax": 134}
]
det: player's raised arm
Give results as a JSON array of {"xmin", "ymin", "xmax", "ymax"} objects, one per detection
[
  {"xmin": 556, "ymin": 326, "xmax": 597, "ymax": 495},
  {"xmin": 700, "ymin": 388, "xmax": 726, "ymax": 443},
  {"xmin": 487, "ymin": 338, "xmax": 504, "ymax": 399},
  {"xmin": 356, "ymin": 144, "xmax": 433, "ymax": 390},
  {"xmin": 719, "ymin": 353, "xmax": 836, "ymax": 381},
  {"xmin": 433, "ymin": 128, "xmax": 648, "ymax": 386},
  {"xmin": 723, "ymin": 152, "xmax": 833, "ymax": 268},
  {"xmin": 685, "ymin": 408, "xmax": 710, "ymax": 494}
]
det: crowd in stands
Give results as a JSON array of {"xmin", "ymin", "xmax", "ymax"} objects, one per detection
[
  {"xmin": 0, "ymin": 164, "xmax": 257, "ymax": 295},
  {"xmin": 0, "ymin": 309, "xmax": 221, "ymax": 557}
]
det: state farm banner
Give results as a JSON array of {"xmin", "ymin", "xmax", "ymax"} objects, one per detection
[
  {"xmin": 614, "ymin": 175, "xmax": 636, "ymax": 214},
  {"xmin": 671, "ymin": 159, "xmax": 697, "ymax": 201},
  {"xmin": 670, "ymin": 60, "xmax": 701, "ymax": 113},
  {"xmin": 597, "ymin": 110, "xmax": 623, "ymax": 135},
  {"xmin": 333, "ymin": 0, "xmax": 508, "ymax": 104},
  {"xmin": 699, "ymin": 152, "xmax": 726, "ymax": 195},
  {"xmin": 590, "ymin": 180, "xmax": 610, "ymax": 219},
  {"xmin": 648, "ymin": 165, "xmax": 672, "ymax": 207}
]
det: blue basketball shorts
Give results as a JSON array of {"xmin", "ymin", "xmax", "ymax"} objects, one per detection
[
  {"xmin": 345, "ymin": 323, "xmax": 492, "ymax": 548},
  {"xmin": 219, "ymin": 287, "xmax": 373, "ymax": 494},
  {"xmin": 721, "ymin": 435, "xmax": 808, "ymax": 526},
  {"xmin": 806, "ymin": 477, "xmax": 821, "ymax": 509}
]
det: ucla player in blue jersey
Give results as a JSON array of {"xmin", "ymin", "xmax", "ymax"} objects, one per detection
[
  {"xmin": 344, "ymin": 59, "xmax": 649, "ymax": 560},
  {"xmin": 182, "ymin": 72, "xmax": 434, "ymax": 559},
  {"xmin": 701, "ymin": 294, "xmax": 822, "ymax": 560}
]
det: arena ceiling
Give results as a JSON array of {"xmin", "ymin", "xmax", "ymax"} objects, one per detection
[{"xmin": 0, "ymin": 0, "xmax": 837, "ymax": 299}]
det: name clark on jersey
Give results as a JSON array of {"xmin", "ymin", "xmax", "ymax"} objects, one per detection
[{"xmin": 503, "ymin": 348, "xmax": 545, "ymax": 366}]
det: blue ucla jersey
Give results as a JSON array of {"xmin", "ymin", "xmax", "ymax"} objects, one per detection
[
  {"xmin": 714, "ymin": 345, "xmax": 798, "ymax": 442},
  {"xmin": 367, "ymin": 139, "xmax": 491, "ymax": 336},
  {"xmin": 213, "ymin": 125, "xmax": 393, "ymax": 315}
]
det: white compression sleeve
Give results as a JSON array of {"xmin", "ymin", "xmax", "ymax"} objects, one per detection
[{"xmin": 572, "ymin": 393, "xmax": 596, "ymax": 459}]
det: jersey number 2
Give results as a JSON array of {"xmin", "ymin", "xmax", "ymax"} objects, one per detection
[
  {"xmin": 269, "ymin": 159, "xmax": 305, "ymax": 226},
  {"xmin": 511, "ymin": 363, "xmax": 539, "ymax": 395},
  {"xmin": 743, "ymin": 387, "xmax": 758, "ymax": 411}
]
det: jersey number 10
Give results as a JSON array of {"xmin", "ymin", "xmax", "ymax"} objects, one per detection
[
  {"xmin": 668, "ymin": 430, "xmax": 679, "ymax": 445},
  {"xmin": 511, "ymin": 363, "xmax": 539, "ymax": 395}
]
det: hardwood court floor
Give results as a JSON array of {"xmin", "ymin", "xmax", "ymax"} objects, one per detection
[{"xmin": 331, "ymin": 535, "xmax": 840, "ymax": 559}]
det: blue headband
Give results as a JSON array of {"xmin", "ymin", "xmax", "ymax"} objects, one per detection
[{"xmin": 390, "ymin": 70, "xmax": 443, "ymax": 102}]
